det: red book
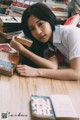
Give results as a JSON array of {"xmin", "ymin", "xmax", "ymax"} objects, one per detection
[
  {"xmin": 0, "ymin": 43, "xmax": 17, "ymax": 53},
  {"xmin": 64, "ymin": 14, "xmax": 80, "ymax": 26}
]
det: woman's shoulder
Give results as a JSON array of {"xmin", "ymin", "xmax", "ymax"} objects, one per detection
[
  {"xmin": 55, "ymin": 25, "xmax": 80, "ymax": 33},
  {"xmin": 56, "ymin": 24, "xmax": 78, "ymax": 29}
]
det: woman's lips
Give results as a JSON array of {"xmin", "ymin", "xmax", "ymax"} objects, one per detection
[{"xmin": 39, "ymin": 34, "xmax": 46, "ymax": 40}]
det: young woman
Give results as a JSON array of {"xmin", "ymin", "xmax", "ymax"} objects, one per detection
[{"xmin": 10, "ymin": 3, "xmax": 80, "ymax": 80}]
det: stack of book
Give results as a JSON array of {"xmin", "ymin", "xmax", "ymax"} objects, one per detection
[
  {"xmin": 46, "ymin": 1, "xmax": 68, "ymax": 20},
  {"xmin": 10, "ymin": 0, "xmax": 44, "ymax": 17},
  {"xmin": 10, "ymin": 1, "xmax": 29, "ymax": 14},
  {"xmin": 74, "ymin": 1, "xmax": 80, "ymax": 14},
  {"xmin": 0, "ymin": 43, "xmax": 20, "ymax": 76},
  {"xmin": 0, "ymin": 51, "xmax": 20, "ymax": 76},
  {"xmin": 0, "ymin": 15, "xmax": 22, "ymax": 40}
]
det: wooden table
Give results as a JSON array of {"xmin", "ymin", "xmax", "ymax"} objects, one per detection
[{"xmin": 0, "ymin": 73, "xmax": 80, "ymax": 120}]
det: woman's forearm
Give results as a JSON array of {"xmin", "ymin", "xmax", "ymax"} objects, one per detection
[
  {"xmin": 21, "ymin": 47, "xmax": 58, "ymax": 69},
  {"xmin": 37, "ymin": 68, "xmax": 79, "ymax": 80}
]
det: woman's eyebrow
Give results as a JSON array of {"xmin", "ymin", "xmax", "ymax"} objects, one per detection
[
  {"xmin": 28, "ymin": 20, "xmax": 41, "ymax": 29},
  {"xmin": 36, "ymin": 20, "xmax": 41, "ymax": 24}
]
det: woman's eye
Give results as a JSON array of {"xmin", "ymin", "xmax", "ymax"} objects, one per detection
[{"xmin": 38, "ymin": 22, "xmax": 44, "ymax": 26}]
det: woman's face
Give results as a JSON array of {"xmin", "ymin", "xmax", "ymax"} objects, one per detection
[{"xmin": 27, "ymin": 15, "xmax": 52, "ymax": 43}]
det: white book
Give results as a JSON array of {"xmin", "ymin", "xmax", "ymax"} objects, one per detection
[{"xmin": 50, "ymin": 95, "xmax": 79, "ymax": 120}]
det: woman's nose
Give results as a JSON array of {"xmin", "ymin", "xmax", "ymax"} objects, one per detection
[{"xmin": 36, "ymin": 27, "xmax": 42, "ymax": 35}]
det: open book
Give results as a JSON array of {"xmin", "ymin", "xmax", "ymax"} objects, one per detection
[
  {"xmin": 15, "ymin": 32, "xmax": 33, "ymax": 47},
  {"xmin": 30, "ymin": 94, "xmax": 79, "ymax": 120},
  {"xmin": 0, "ymin": 51, "xmax": 20, "ymax": 76}
]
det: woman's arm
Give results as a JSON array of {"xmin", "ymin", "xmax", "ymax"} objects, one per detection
[
  {"xmin": 10, "ymin": 36, "xmax": 58, "ymax": 69},
  {"xmin": 16, "ymin": 57, "xmax": 80, "ymax": 81},
  {"xmin": 37, "ymin": 57, "xmax": 80, "ymax": 80}
]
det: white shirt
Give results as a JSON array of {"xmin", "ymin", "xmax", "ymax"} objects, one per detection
[{"xmin": 52, "ymin": 25, "xmax": 80, "ymax": 62}]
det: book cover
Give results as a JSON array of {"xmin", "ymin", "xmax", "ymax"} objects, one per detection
[
  {"xmin": 50, "ymin": 95, "xmax": 79, "ymax": 120},
  {"xmin": 0, "ymin": 43, "xmax": 17, "ymax": 53},
  {"xmin": 15, "ymin": 32, "xmax": 33, "ymax": 47},
  {"xmin": 0, "ymin": 16, "xmax": 21, "ymax": 27},
  {"xmin": 0, "ymin": 51, "xmax": 20, "ymax": 76},
  {"xmin": 64, "ymin": 14, "xmax": 80, "ymax": 26},
  {"xmin": 30, "ymin": 95, "xmax": 79, "ymax": 120},
  {"xmin": 31, "ymin": 95, "xmax": 55, "ymax": 120}
]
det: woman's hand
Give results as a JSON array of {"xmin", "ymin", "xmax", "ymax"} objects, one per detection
[
  {"xmin": 16, "ymin": 64, "xmax": 38, "ymax": 77},
  {"xmin": 10, "ymin": 36, "xmax": 24, "ymax": 52}
]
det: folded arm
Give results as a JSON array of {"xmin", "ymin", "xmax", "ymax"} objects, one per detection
[{"xmin": 16, "ymin": 57, "xmax": 80, "ymax": 81}]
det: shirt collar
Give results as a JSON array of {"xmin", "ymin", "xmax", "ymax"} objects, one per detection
[{"xmin": 53, "ymin": 25, "xmax": 61, "ymax": 44}]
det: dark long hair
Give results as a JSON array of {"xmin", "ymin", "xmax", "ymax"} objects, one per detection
[
  {"xmin": 21, "ymin": 3, "xmax": 57, "ymax": 66},
  {"xmin": 21, "ymin": 3, "xmax": 57, "ymax": 42}
]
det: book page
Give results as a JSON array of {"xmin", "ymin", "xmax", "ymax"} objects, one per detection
[{"xmin": 50, "ymin": 95, "xmax": 78, "ymax": 118}]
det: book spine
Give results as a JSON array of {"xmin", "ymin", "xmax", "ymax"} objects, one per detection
[
  {"xmin": 1, "ymin": 26, "xmax": 22, "ymax": 33},
  {"xmin": 1, "ymin": 23, "xmax": 21, "ymax": 27}
]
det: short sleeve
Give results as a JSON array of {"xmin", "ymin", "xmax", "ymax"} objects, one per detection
[{"xmin": 67, "ymin": 27, "xmax": 80, "ymax": 60}]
